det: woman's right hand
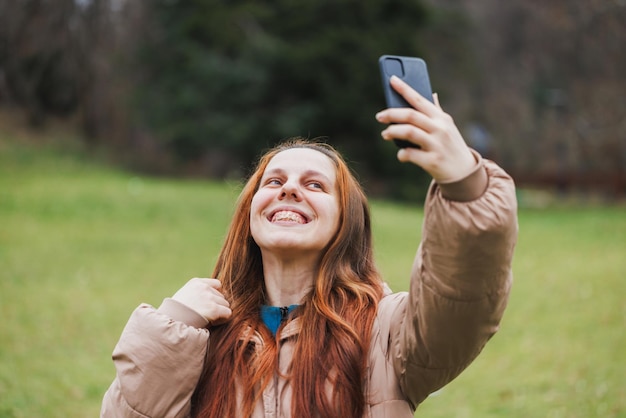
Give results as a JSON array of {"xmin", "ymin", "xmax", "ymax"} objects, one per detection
[
  {"xmin": 375, "ymin": 76, "xmax": 477, "ymax": 184},
  {"xmin": 171, "ymin": 278, "xmax": 232, "ymax": 325}
]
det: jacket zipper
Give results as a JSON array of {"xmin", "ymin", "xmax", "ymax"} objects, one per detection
[{"xmin": 279, "ymin": 306, "xmax": 289, "ymax": 322}]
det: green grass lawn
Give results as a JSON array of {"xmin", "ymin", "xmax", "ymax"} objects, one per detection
[{"xmin": 1, "ymin": 135, "xmax": 624, "ymax": 417}]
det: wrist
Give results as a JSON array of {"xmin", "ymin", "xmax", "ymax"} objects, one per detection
[
  {"xmin": 158, "ymin": 298, "xmax": 210, "ymax": 328},
  {"xmin": 437, "ymin": 149, "xmax": 488, "ymax": 201}
]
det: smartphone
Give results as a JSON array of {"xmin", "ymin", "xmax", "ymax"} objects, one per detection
[{"xmin": 378, "ymin": 55, "xmax": 433, "ymax": 148}]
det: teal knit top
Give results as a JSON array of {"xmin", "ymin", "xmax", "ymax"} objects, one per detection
[{"xmin": 260, "ymin": 305, "xmax": 299, "ymax": 336}]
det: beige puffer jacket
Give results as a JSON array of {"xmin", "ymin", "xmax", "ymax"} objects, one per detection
[{"xmin": 101, "ymin": 155, "xmax": 518, "ymax": 418}]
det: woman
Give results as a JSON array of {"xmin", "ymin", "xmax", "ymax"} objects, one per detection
[{"xmin": 101, "ymin": 76, "xmax": 518, "ymax": 418}]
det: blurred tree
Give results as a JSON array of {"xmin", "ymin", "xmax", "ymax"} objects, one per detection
[
  {"xmin": 422, "ymin": 0, "xmax": 626, "ymax": 195},
  {"xmin": 0, "ymin": 0, "xmax": 81, "ymax": 124},
  {"xmin": 6, "ymin": 0, "xmax": 621, "ymax": 196},
  {"xmin": 0, "ymin": 0, "xmax": 124, "ymax": 140},
  {"xmin": 133, "ymin": 0, "xmax": 433, "ymax": 197}
]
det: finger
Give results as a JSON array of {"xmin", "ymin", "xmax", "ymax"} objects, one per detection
[
  {"xmin": 397, "ymin": 147, "xmax": 421, "ymax": 164},
  {"xmin": 195, "ymin": 291, "xmax": 232, "ymax": 322},
  {"xmin": 390, "ymin": 75, "xmax": 438, "ymax": 116},
  {"xmin": 209, "ymin": 306, "xmax": 233, "ymax": 326},
  {"xmin": 397, "ymin": 147, "xmax": 430, "ymax": 167},
  {"xmin": 190, "ymin": 277, "xmax": 222, "ymax": 289},
  {"xmin": 206, "ymin": 278, "xmax": 222, "ymax": 288},
  {"xmin": 375, "ymin": 108, "xmax": 436, "ymax": 133},
  {"xmin": 209, "ymin": 291, "xmax": 231, "ymax": 308},
  {"xmin": 211, "ymin": 304, "xmax": 233, "ymax": 319},
  {"xmin": 174, "ymin": 278, "xmax": 230, "ymax": 307},
  {"xmin": 433, "ymin": 92, "xmax": 441, "ymax": 109},
  {"xmin": 187, "ymin": 278, "xmax": 227, "ymax": 297},
  {"xmin": 381, "ymin": 124, "xmax": 432, "ymax": 149}
]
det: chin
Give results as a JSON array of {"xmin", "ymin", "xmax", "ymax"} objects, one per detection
[{"xmin": 260, "ymin": 239, "xmax": 324, "ymax": 256}]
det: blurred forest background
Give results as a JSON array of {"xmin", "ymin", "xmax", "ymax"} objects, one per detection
[{"xmin": 1, "ymin": 0, "xmax": 625, "ymax": 200}]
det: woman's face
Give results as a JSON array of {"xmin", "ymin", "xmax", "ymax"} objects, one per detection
[{"xmin": 250, "ymin": 148, "xmax": 340, "ymax": 259}]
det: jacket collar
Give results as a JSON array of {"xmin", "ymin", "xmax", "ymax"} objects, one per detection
[
  {"xmin": 278, "ymin": 317, "xmax": 302, "ymax": 341},
  {"xmin": 240, "ymin": 316, "xmax": 302, "ymax": 348}
]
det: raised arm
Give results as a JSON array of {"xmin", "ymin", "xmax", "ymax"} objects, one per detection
[{"xmin": 376, "ymin": 78, "xmax": 518, "ymax": 407}]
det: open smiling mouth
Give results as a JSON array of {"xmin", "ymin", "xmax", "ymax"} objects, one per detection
[{"xmin": 270, "ymin": 210, "xmax": 309, "ymax": 224}]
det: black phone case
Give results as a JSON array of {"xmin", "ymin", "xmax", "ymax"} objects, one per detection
[{"xmin": 379, "ymin": 55, "xmax": 433, "ymax": 148}]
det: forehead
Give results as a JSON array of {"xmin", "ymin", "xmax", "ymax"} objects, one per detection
[{"xmin": 264, "ymin": 148, "xmax": 337, "ymax": 179}]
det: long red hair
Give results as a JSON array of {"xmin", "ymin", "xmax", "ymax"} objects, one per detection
[{"xmin": 192, "ymin": 138, "xmax": 384, "ymax": 418}]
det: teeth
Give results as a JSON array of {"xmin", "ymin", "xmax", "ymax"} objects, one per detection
[{"xmin": 271, "ymin": 210, "xmax": 306, "ymax": 224}]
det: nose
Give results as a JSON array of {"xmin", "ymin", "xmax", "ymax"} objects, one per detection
[{"xmin": 279, "ymin": 181, "xmax": 301, "ymax": 201}]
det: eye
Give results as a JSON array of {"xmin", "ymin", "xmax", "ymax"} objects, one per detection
[
  {"xmin": 307, "ymin": 181, "xmax": 324, "ymax": 190},
  {"xmin": 264, "ymin": 178, "xmax": 282, "ymax": 187}
]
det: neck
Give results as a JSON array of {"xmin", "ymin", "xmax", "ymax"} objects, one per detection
[{"xmin": 261, "ymin": 252, "xmax": 318, "ymax": 306}]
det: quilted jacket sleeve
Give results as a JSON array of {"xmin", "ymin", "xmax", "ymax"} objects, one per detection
[
  {"xmin": 390, "ymin": 154, "xmax": 518, "ymax": 408},
  {"xmin": 100, "ymin": 299, "xmax": 210, "ymax": 418}
]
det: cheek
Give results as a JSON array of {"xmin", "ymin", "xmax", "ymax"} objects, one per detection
[
  {"xmin": 250, "ymin": 189, "xmax": 270, "ymax": 214},
  {"xmin": 249, "ymin": 190, "xmax": 270, "ymax": 232},
  {"xmin": 322, "ymin": 199, "xmax": 341, "ymax": 230}
]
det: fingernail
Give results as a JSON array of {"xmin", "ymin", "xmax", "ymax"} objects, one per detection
[{"xmin": 375, "ymin": 112, "xmax": 383, "ymax": 121}]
